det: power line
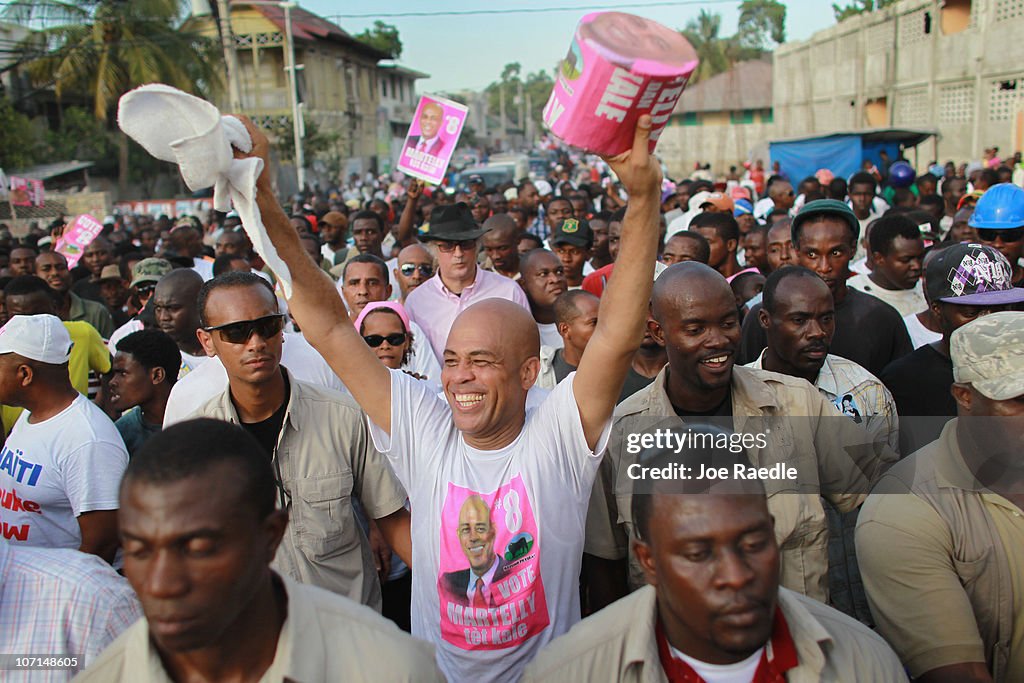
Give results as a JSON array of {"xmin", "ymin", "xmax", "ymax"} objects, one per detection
[{"xmin": 325, "ymin": 0, "xmax": 734, "ymax": 20}]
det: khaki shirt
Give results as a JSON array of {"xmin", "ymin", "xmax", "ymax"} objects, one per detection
[
  {"xmin": 586, "ymin": 366, "xmax": 896, "ymax": 601},
  {"xmin": 69, "ymin": 292, "xmax": 114, "ymax": 339},
  {"xmin": 857, "ymin": 419, "xmax": 1023, "ymax": 681},
  {"xmin": 521, "ymin": 585, "xmax": 907, "ymax": 682},
  {"xmin": 73, "ymin": 573, "xmax": 444, "ymax": 682},
  {"xmin": 183, "ymin": 369, "xmax": 406, "ymax": 610}
]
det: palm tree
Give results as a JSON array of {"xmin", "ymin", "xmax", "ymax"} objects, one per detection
[
  {"xmin": 681, "ymin": 10, "xmax": 736, "ymax": 84},
  {"xmin": 8, "ymin": 0, "xmax": 221, "ymax": 194}
]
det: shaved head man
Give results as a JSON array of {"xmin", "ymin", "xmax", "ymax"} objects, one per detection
[
  {"xmin": 585, "ymin": 260, "xmax": 896, "ymax": 611},
  {"xmin": 482, "ymin": 214, "xmax": 521, "ymax": 279},
  {"xmin": 394, "ymin": 243, "xmax": 434, "ymax": 301},
  {"xmin": 153, "ymin": 269, "xmax": 205, "ymax": 368},
  {"xmin": 241, "ymin": 113, "xmax": 663, "ymax": 681}
]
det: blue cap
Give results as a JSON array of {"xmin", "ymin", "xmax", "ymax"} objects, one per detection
[{"xmin": 734, "ymin": 199, "xmax": 753, "ymax": 217}]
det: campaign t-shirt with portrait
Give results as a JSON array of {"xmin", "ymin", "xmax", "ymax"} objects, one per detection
[
  {"xmin": 367, "ymin": 370, "xmax": 610, "ymax": 683},
  {"xmin": 0, "ymin": 394, "xmax": 128, "ymax": 548}
]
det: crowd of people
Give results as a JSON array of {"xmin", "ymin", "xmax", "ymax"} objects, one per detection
[{"xmin": 0, "ymin": 111, "xmax": 1022, "ymax": 683}]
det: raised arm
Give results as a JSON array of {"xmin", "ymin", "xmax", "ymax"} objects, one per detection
[
  {"xmin": 234, "ymin": 116, "xmax": 393, "ymax": 432},
  {"xmin": 574, "ymin": 116, "xmax": 662, "ymax": 450},
  {"xmin": 394, "ymin": 179, "xmax": 423, "ymax": 248}
]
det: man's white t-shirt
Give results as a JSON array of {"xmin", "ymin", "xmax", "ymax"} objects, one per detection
[
  {"xmin": 191, "ymin": 257, "xmax": 214, "ymax": 282},
  {"xmin": 536, "ymin": 323, "xmax": 563, "ymax": 350},
  {"xmin": 903, "ymin": 312, "xmax": 941, "ymax": 349},
  {"xmin": 0, "ymin": 395, "xmax": 127, "ymax": 548},
  {"xmin": 367, "ymin": 371, "xmax": 610, "ymax": 683}
]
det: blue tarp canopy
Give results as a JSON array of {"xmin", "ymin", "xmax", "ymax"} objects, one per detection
[{"xmin": 769, "ymin": 128, "xmax": 937, "ymax": 184}]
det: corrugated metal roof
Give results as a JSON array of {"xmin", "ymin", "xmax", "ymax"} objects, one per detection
[
  {"xmin": 237, "ymin": 2, "xmax": 389, "ymax": 59},
  {"xmin": 9, "ymin": 160, "xmax": 94, "ymax": 180},
  {"xmin": 674, "ymin": 60, "xmax": 773, "ymax": 114}
]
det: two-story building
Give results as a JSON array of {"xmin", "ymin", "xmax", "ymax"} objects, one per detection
[{"xmin": 189, "ymin": 3, "xmax": 389, "ymax": 190}]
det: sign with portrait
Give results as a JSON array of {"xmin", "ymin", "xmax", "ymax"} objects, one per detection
[{"xmin": 397, "ymin": 94, "xmax": 469, "ymax": 185}]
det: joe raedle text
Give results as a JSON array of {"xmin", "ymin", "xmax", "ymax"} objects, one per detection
[{"xmin": 627, "ymin": 461, "xmax": 799, "ymax": 482}]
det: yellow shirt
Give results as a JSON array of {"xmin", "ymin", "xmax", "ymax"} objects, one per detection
[{"xmin": 1, "ymin": 321, "xmax": 111, "ymax": 436}]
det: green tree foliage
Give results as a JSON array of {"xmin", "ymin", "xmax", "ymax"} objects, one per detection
[
  {"xmin": 7, "ymin": 0, "xmax": 222, "ymax": 192},
  {"xmin": 355, "ymin": 21, "xmax": 402, "ymax": 58},
  {"xmin": 0, "ymin": 99, "xmax": 43, "ymax": 169},
  {"xmin": 682, "ymin": 10, "xmax": 741, "ymax": 84},
  {"xmin": 268, "ymin": 115, "xmax": 339, "ymax": 167},
  {"xmin": 738, "ymin": 0, "xmax": 787, "ymax": 50},
  {"xmin": 674, "ymin": 2, "xmax": 788, "ymax": 85},
  {"xmin": 484, "ymin": 62, "xmax": 554, "ymax": 132},
  {"xmin": 832, "ymin": 0, "xmax": 899, "ymax": 22}
]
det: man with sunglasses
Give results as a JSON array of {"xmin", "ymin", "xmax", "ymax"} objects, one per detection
[
  {"xmin": 234, "ymin": 113, "xmax": 662, "ymax": 682},
  {"xmin": 182, "ymin": 271, "xmax": 410, "ymax": 611},
  {"xmin": 405, "ymin": 202, "xmax": 529, "ymax": 362},
  {"xmin": 970, "ymin": 183, "xmax": 1024, "ymax": 288},
  {"xmin": 393, "ymin": 243, "xmax": 434, "ymax": 301}
]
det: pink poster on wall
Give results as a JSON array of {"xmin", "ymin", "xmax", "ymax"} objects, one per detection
[
  {"xmin": 9, "ymin": 176, "xmax": 44, "ymax": 207},
  {"xmin": 437, "ymin": 476, "xmax": 549, "ymax": 651},
  {"xmin": 397, "ymin": 94, "xmax": 469, "ymax": 185},
  {"xmin": 55, "ymin": 214, "xmax": 104, "ymax": 268},
  {"xmin": 542, "ymin": 12, "xmax": 699, "ymax": 156}
]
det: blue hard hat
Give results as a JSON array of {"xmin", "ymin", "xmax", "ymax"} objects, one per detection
[
  {"xmin": 969, "ymin": 183, "xmax": 1024, "ymax": 230},
  {"xmin": 888, "ymin": 161, "xmax": 916, "ymax": 188}
]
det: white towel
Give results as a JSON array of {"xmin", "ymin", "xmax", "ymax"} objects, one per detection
[{"xmin": 117, "ymin": 84, "xmax": 293, "ymax": 298}]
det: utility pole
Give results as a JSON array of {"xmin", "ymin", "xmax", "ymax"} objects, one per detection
[
  {"xmin": 499, "ymin": 85, "xmax": 507, "ymax": 150},
  {"xmin": 282, "ymin": 2, "xmax": 305, "ymax": 192},
  {"xmin": 216, "ymin": 0, "xmax": 243, "ymax": 112},
  {"xmin": 517, "ymin": 79, "xmax": 524, "ymax": 131}
]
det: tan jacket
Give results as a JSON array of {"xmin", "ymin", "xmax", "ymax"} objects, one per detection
[
  {"xmin": 74, "ymin": 573, "xmax": 444, "ymax": 682},
  {"xmin": 521, "ymin": 585, "xmax": 907, "ymax": 682},
  {"xmin": 586, "ymin": 366, "xmax": 896, "ymax": 601},
  {"xmin": 857, "ymin": 419, "xmax": 1018, "ymax": 680},
  {"xmin": 184, "ymin": 369, "xmax": 406, "ymax": 610}
]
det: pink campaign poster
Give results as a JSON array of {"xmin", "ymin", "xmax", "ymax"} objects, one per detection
[
  {"xmin": 55, "ymin": 214, "xmax": 104, "ymax": 269},
  {"xmin": 9, "ymin": 176, "xmax": 44, "ymax": 207},
  {"xmin": 437, "ymin": 476, "xmax": 549, "ymax": 651},
  {"xmin": 397, "ymin": 94, "xmax": 468, "ymax": 185}
]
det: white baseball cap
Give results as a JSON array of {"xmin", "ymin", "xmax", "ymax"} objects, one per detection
[{"xmin": 0, "ymin": 314, "xmax": 73, "ymax": 365}]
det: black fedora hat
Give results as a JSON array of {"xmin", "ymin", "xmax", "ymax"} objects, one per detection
[{"xmin": 421, "ymin": 202, "xmax": 487, "ymax": 242}]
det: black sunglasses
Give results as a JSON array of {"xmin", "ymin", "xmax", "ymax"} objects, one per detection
[
  {"xmin": 435, "ymin": 239, "xmax": 477, "ymax": 253},
  {"xmin": 977, "ymin": 227, "xmax": 1024, "ymax": 243},
  {"xmin": 363, "ymin": 333, "xmax": 407, "ymax": 347},
  {"xmin": 400, "ymin": 263, "xmax": 434, "ymax": 277},
  {"xmin": 135, "ymin": 284, "xmax": 156, "ymax": 295},
  {"xmin": 203, "ymin": 314, "xmax": 285, "ymax": 344}
]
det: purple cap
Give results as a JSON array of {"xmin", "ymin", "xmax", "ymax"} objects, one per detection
[{"xmin": 926, "ymin": 242, "xmax": 1024, "ymax": 305}]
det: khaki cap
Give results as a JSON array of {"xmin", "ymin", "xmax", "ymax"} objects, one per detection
[{"xmin": 951, "ymin": 311, "xmax": 1024, "ymax": 400}]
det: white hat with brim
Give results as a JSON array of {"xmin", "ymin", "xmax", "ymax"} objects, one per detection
[{"xmin": 0, "ymin": 314, "xmax": 73, "ymax": 365}]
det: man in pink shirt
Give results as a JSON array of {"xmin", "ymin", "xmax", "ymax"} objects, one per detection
[{"xmin": 406, "ymin": 203, "xmax": 530, "ymax": 361}]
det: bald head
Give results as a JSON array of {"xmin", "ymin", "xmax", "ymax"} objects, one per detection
[
  {"xmin": 155, "ymin": 268, "xmax": 203, "ymax": 298},
  {"xmin": 449, "ymin": 299, "xmax": 540, "ymax": 362},
  {"xmin": 397, "ymin": 243, "xmax": 431, "ymax": 263},
  {"xmin": 482, "ymin": 213, "xmax": 518, "ymax": 239},
  {"xmin": 651, "ymin": 261, "xmax": 733, "ymax": 324}
]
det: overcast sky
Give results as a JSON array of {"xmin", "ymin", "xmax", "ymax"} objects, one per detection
[{"xmin": 303, "ymin": 0, "xmax": 836, "ymax": 93}]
